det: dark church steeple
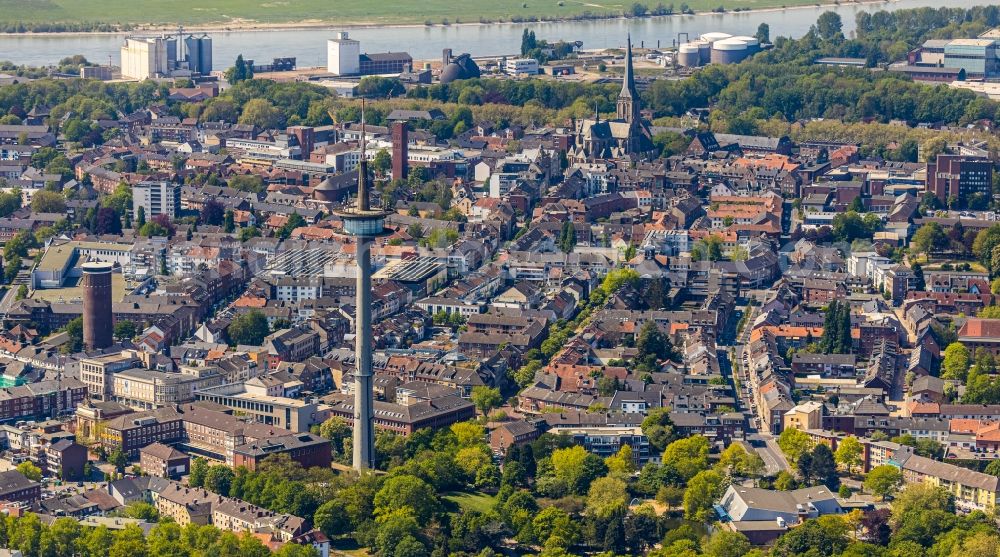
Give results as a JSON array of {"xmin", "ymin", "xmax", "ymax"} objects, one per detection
[{"xmin": 616, "ymin": 34, "xmax": 640, "ymax": 124}]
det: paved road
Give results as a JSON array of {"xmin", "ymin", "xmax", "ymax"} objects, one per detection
[{"xmin": 763, "ymin": 436, "xmax": 791, "ymax": 473}]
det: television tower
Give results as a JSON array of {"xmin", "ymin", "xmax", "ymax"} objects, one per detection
[{"xmin": 336, "ymin": 100, "xmax": 388, "ymax": 471}]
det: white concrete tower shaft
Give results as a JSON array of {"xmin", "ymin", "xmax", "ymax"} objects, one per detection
[{"xmin": 353, "ymin": 236, "xmax": 375, "ymax": 470}]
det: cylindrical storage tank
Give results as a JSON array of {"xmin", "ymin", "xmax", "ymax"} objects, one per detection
[
  {"xmin": 678, "ymin": 43, "xmax": 700, "ymax": 67},
  {"xmin": 165, "ymin": 37, "xmax": 177, "ymax": 68},
  {"xmin": 731, "ymin": 35, "xmax": 760, "ymax": 54},
  {"xmin": 700, "ymin": 32, "xmax": 732, "ymax": 44},
  {"xmin": 199, "ymin": 36, "xmax": 213, "ymax": 74},
  {"xmin": 711, "ymin": 38, "xmax": 748, "ymax": 64},
  {"xmin": 696, "ymin": 41, "xmax": 711, "ymax": 65},
  {"xmin": 184, "ymin": 36, "xmax": 200, "ymax": 71},
  {"xmin": 81, "ymin": 262, "xmax": 114, "ymax": 351}
]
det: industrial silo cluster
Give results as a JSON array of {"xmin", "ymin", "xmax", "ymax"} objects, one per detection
[{"xmin": 677, "ymin": 32, "xmax": 760, "ymax": 68}]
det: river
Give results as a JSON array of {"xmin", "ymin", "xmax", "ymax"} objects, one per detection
[{"xmin": 0, "ymin": 0, "xmax": 993, "ymax": 68}]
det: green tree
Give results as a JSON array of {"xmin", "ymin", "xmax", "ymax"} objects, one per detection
[
  {"xmin": 372, "ymin": 148, "xmax": 391, "ymax": 175},
  {"xmin": 600, "ymin": 268, "xmax": 639, "ymax": 295},
  {"xmin": 604, "ymin": 444, "xmax": 636, "ymax": 479},
  {"xmin": 117, "ymin": 501, "xmax": 159, "ymax": 521},
  {"xmin": 204, "ymin": 465, "xmax": 235, "ymax": 496},
  {"xmin": 30, "ymin": 190, "xmax": 66, "ymax": 213},
  {"xmin": 0, "ymin": 190, "xmax": 21, "ymax": 217},
  {"xmin": 549, "ymin": 445, "xmax": 607, "ymax": 495},
  {"xmin": 114, "ymin": 320, "xmax": 137, "ymax": 341},
  {"xmin": 229, "ymin": 175, "xmax": 265, "ymax": 193},
  {"xmin": 470, "ymin": 386, "xmax": 502, "ymax": 415},
  {"xmin": 558, "ymin": 221, "xmax": 576, "ymax": 253},
  {"xmin": 586, "ymin": 476, "xmax": 629, "ymax": 519},
  {"xmin": 279, "ymin": 212, "xmax": 306, "ymax": 239},
  {"xmin": 226, "ymin": 54, "xmax": 253, "ymax": 83},
  {"xmin": 816, "ymin": 10, "xmax": 843, "ymax": 40},
  {"xmin": 819, "ymin": 299, "xmax": 853, "ymax": 354},
  {"xmin": 703, "ymin": 530, "xmax": 752, "ymax": 557},
  {"xmin": 189, "ymin": 457, "xmax": 208, "ymax": 487},
  {"xmin": 864, "ymin": 465, "xmax": 903, "ymax": 501},
  {"xmin": 683, "ymin": 469, "xmax": 726, "ymax": 521},
  {"xmin": 239, "ymin": 226, "xmax": 262, "ymax": 242},
  {"xmin": 107, "ymin": 448, "xmax": 127, "ymax": 473},
  {"xmin": 774, "ymin": 470, "xmax": 798, "ymax": 490},
  {"xmin": 834, "ymin": 436, "xmax": 863, "ymax": 474},
  {"xmin": 778, "ymin": 427, "xmax": 815, "ymax": 465},
  {"xmin": 663, "ymin": 435, "xmax": 710, "ymax": 480},
  {"xmin": 228, "ymin": 310, "xmax": 270, "ymax": 346},
  {"xmin": 911, "ymin": 222, "xmax": 948, "ymax": 254},
  {"xmin": 754, "ymin": 22, "xmax": 770, "ymax": 44},
  {"xmin": 16, "ymin": 461, "xmax": 41, "ymax": 482},
  {"xmin": 941, "ymin": 342, "xmax": 971, "ymax": 380},
  {"xmin": 373, "ymin": 474, "xmax": 440, "ymax": 526},
  {"xmin": 62, "ymin": 317, "xmax": 84, "ymax": 354},
  {"xmin": 239, "ymin": 98, "xmax": 282, "ymax": 130},
  {"xmin": 314, "ymin": 499, "xmax": 351, "ymax": 537},
  {"xmin": 772, "ymin": 517, "xmax": 850, "ymax": 557},
  {"xmin": 716, "ymin": 443, "xmax": 765, "ymax": 480},
  {"xmin": 641, "ymin": 407, "xmax": 676, "ymax": 452},
  {"xmin": 636, "ymin": 320, "xmax": 678, "ymax": 369}
]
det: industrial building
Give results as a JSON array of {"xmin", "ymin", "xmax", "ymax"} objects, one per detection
[
  {"xmin": 676, "ymin": 32, "xmax": 761, "ymax": 68},
  {"xmin": 440, "ymin": 49, "xmax": 481, "ymax": 83},
  {"xmin": 326, "ymin": 31, "xmax": 412, "ymax": 76},
  {"xmin": 120, "ymin": 33, "xmax": 212, "ymax": 80},
  {"xmin": 894, "ymin": 37, "xmax": 1000, "ymax": 81}
]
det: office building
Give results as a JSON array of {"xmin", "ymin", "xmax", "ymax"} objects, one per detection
[
  {"xmin": 80, "ymin": 353, "xmax": 141, "ymax": 401},
  {"xmin": 926, "ymin": 153, "xmax": 993, "ymax": 204},
  {"xmin": 133, "ymin": 181, "xmax": 181, "ymax": 221},
  {"xmin": 505, "ymin": 58, "xmax": 540, "ymax": 75}
]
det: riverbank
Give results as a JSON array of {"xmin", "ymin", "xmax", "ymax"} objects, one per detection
[{"xmin": 0, "ymin": 0, "xmax": 896, "ymax": 37}]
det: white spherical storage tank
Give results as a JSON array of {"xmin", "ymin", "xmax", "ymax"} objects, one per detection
[
  {"xmin": 711, "ymin": 37, "xmax": 749, "ymax": 64},
  {"xmin": 678, "ymin": 43, "xmax": 701, "ymax": 67}
]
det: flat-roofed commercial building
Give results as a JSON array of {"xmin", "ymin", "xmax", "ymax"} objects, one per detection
[
  {"xmin": 195, "ymin": 383, "xmax": 322, "ymax": 433},
  {"xmin": 112, "ymin": 368, "xmax": 223, "ymax": 410}
]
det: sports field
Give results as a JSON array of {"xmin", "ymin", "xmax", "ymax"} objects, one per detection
[{"xmin": 0, "ymin": 0, "xmax": 839, "ymax": 29}]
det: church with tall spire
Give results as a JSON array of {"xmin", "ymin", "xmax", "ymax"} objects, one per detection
[{"xmin": 569, "ymin": 34, "xmax": 653, "ymax": 161}]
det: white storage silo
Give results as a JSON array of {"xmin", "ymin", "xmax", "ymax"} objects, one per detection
[
  {"xmin": 678, "ymin": 43, "xmax": 701, "ymax": 67},
  {"xmin": 730, "ymin": 35, "xmax": 760, "ymax": 54},
  {"xmin": 700, "ymin": 32, "xmax": 732, "ymax": 44},
  {"xmin": 711, "ymin": 37, "xmax": 748, "ymax": 64}
]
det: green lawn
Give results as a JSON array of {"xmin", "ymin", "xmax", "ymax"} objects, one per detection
[
  {"xmin": 0, "ymin": 0, "xmax": 840, "ymax": 28},
  {"xmin": 443, "ymin": 490, "xmax": 497, "ymax": 514}
]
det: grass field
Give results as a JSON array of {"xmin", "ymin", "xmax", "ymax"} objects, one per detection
[
  {"xmin": 0, "ymin": 0, "xmax": 842, "ymax": 28},
  {"xmin": 443, "ymin": 491, "xmax": 497, "ymax": 514}
]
